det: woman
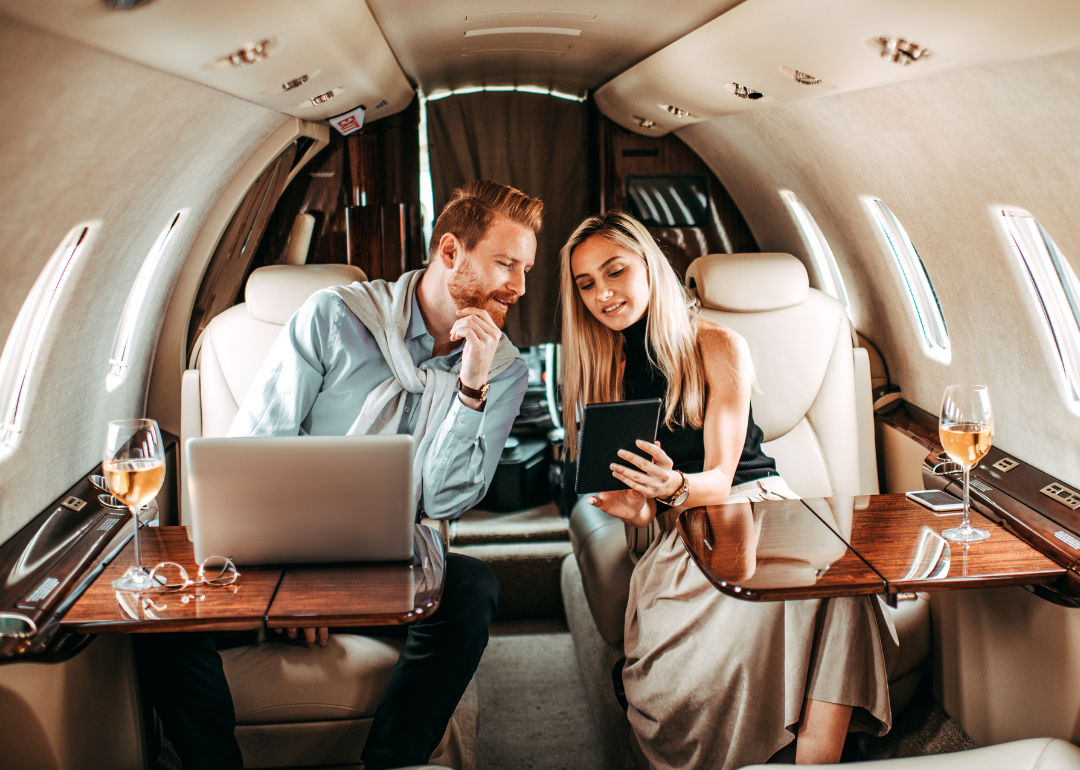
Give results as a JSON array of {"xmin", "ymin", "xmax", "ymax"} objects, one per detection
[{"xmin": 559, "ymin": 211, "xmax": 894, "ymax": 770}]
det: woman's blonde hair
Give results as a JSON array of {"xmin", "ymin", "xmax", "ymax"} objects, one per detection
[{"xmin": 559, "ymin": 211, "xmax": 705, "ymax": 460}]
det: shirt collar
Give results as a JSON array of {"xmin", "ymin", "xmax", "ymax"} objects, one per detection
[
  {"xmin": 406, "ymin": 292, "xmax": 465, "ymax": 356},
  {"xmin": 407, "ymin": 293, "xmax": 428, "ymax": 341}
]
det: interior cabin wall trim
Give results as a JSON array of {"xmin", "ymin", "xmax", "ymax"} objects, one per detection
[
  {"xmin": 0, "ymin": 16, "xmax": 285, "ymax": 546},
  {"xmin": 147, "ymin": 117, "xmax": 329, "ymax": 439},
  {"xmin": 674, "ymin": 45, "xmax": 1080, "ymax": 488}
]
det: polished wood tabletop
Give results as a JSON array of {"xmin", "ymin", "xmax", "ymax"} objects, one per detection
[
  {"xmin": 268, "ymin": 524, "xmax": 445, "ymax": 628},
  {"xmin": 678, "ymin": 498, "xmax": 884, "ymax": 601},
  {"xmin": 61, "ymin": 527, "xmax": 282, "ymax": 633},
  {"xmin": 61, "ymin": 525, "xmax": 445, "ymax": 633},
  {"xmin": 678, "ymin": 493, "xmax": 1066, "ymax": 602}
]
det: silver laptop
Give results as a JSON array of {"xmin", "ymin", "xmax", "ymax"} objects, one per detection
[{"xmin": 185, "ymin": 435, "xmax": 415, "ymax": 565}]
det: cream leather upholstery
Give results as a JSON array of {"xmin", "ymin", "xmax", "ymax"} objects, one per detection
[
  {"xmin": 687, "ymin": 253, "xmax": 859, "ymax": 498},
  {"xmin": 564, "ymin": 252, "xmax": 932, "ymax": 769},
  {"xmin": 177, "ymin": 263, "xmax": 475, "ymax": 770},
  {"xmin": 743, "ymin": 738, "xmax": 1080, "ymax": 770},
  {"xmin": 184, "ymin": 263, "xmax": 366, "ymax": 442}
]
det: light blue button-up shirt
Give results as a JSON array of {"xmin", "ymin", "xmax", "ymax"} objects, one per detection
[{"xmin": 229, "ymin": 287, "xmax": 529, "ymax": 520}]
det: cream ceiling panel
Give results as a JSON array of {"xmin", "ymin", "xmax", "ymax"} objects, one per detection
[
  {"xmin": 365, "ymin": 0, "xmax": 744, "ymax": 96},
  {"xmin": 0, "ymin": 0, "xmax": 414, "ymax": 121},
  {"xmin": 596, "ymin": 0, "xmax": 1080, "ymax": 135}
]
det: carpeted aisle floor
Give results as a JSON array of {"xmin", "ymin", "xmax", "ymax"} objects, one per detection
[{"xmin": 476, "ymin": 623, "xmax": 605, "ymax": 770}]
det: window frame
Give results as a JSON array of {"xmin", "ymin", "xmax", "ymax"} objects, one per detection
[
  {"xmin": 863, "ymin": 197, "xmax": 950, "ymax": 363},
  {"xmin": 779, "ymin": 190, "xmax": 852, "ymax": 321},
  {"xmin": 1000, "ymin": 207, "xmax": 1080, "ymax": 402},
  {"xmin": 107, "ymin": 210, "xmax": 187, "ymax": 392},
  {"xmin": 0, "ymin": 222, "xmax": 99, "ymax": 453}
]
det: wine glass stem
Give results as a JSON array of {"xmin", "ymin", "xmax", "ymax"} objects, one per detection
[
  {"xmin": 130, "ymin": 506, "xmax": 142, "ymax": 570},
  {"xmin": 961, "ymin": 466, "xmax": 972, "ymax": 532}
]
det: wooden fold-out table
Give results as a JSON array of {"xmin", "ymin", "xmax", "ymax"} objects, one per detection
[
  {"xmin": 677, "ymin": 493, "xmax": 1067, "ymax": 603},
  {"xmin": 61, "ymin": 524, "xmax": 445, "ymax": 633}
]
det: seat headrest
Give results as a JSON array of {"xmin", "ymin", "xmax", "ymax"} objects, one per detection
[
  {"xmin": 246, "ymin": 264, "xmax": 367, "ymax": 324},
  {"xmin": 685, "ymin": 253, "xmax": 808, "ymax": 312}
]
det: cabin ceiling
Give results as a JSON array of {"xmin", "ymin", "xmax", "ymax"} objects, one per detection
[
  {"xmin": 2, "ymin": 0, "xmax": 1079, "ymax": 133},
  {"xmin": 597, "ymin": 0, "xmax": 1080, "ymax": 135},
  {"xmin": 0, "ymin": 0, "xmax": 415, "ymax": 122},
  {"xmin": 364, "ymin": 0, "xmax": 744, "ymax": 97}
]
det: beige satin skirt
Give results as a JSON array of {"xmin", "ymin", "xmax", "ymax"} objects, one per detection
[{"xmin": 623, "ymin": 477, "xmax": 897, "ymax": 770}]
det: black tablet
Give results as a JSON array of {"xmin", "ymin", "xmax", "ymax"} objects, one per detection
[{"xmin": 575, "ymin": 398, "xmax": 663, "ymax": 494}]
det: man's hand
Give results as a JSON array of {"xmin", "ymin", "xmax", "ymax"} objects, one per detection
[
  {"xmin": 589, "ymin": 489, "xmax": 655, "ymax": 529},
  {"xmin": 275, "ymin": 626, "xmax": 329, "ymax": 649},
  {"xmin": 451, "ymin": 308, "xmax": 501, "ymax": 409}
]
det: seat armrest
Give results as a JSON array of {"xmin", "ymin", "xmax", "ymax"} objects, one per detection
[
  {"xmin": 854, "ymin": 347, "xmax": 880, "ymax": 495},
  {"xmin": 180, "ymin": 369, "xmax": 202, "ymax": 526}
]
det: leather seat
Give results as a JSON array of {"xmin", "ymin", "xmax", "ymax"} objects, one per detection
[
  {"xmin": 744, "ymin": 738, "xmax": 1080, "ymax": 770},
  {"xmin": 562, "ymin": 252, "xmax": 933, "ymax": 768},
  {"xmin": 179, "ymin": 264, "xmax": 465, "ymax": 769}
]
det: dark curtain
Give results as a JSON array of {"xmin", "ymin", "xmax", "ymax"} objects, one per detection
[{"xmin": 427, "ymin": 91, "xmax": 588, "ymax": 347}]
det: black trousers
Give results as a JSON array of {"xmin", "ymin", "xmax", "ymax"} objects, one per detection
[{"xmin": 133, "ymin": 553, "xmax": 500, "ymax": 770}]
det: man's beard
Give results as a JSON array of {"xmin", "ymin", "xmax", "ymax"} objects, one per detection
[{"xmin": 447, "ymin": 256, "xmax": 517, "ymax": 328}]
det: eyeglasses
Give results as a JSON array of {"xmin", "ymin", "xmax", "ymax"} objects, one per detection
[{"xmin": 147, "ymin": 556, "xmax": 240, "ymax": 593}]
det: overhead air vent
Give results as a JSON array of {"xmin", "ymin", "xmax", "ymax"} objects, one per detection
[
  {"xmin": 724, "ymin": 83, "xmax": 764, "ymax": 100},
  {"xmin": 205, "ymin": 39, "xmax": 279, "ymax": 71},
  {"xmin": 779, "ymin": 66, "xmax": 821, "ymax": 85},
  {"xmin": 660, "ymin": 104, "xmax": 695, "ymax": 119},
  {"xmin": 871, "ymin": 37, "xmax": 931, "ymax": 66},
  {"xmin": 633, "ymin": 116, "xmax": 657, "ymax": 129},
  {"xmin": 102, "ymin": 0, "xmax": 156, "ymax": 9}
]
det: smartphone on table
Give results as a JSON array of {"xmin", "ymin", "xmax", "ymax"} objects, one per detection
[{"xmin": 905, "ymin": 489, "xmax": 964, "ymax": 513}]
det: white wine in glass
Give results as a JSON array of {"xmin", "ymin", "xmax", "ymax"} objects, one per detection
[
  {"xmin": 105, "ymin": 419, "xmax": 166, "ymax": 591},
  {"xmin": 939, "ymin": 385, "xmax": 994, "ymax": 543}
]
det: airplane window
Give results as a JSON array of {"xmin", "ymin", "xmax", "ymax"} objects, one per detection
[
  {"xmin": 625, "ymin": 175, "xmax": 709, "ymax": 228},
  {"xmin": 0, "ymin": 223, "xmax": 99, "ymax": 453},
  {"xmin": 864, "ymin": 198, "xmax": 950, "ymax": 361},
  {"xmin": 106, "ymin": 211, "xmax": 187, "ymax": 392},
  {"xmin": 1001, "ymin": 209, "xmax": 1080, "ymax": 400},
  {"xmin": 779, "ymin": 190, "xmax": 851, "ymax": 320}
]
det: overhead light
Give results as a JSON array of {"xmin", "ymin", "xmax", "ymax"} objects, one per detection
[
  {"xmin": 779, "ymin": 66, "xmax": 821, "ymax": 85},
  {"xmin": 871, "ymin": 36, "xmax": 931, "ymax": 66},
  {"xmin": 205, "ymin": 39, "xmax": 279, "ymax": 71},
  {"xmin": 281, "ymin": 75, "xmax": 309, "ymax": 92},
  {"xmin": 309, "ymin": 90, "xmax": 336, "ymax": 106},
  {"xmin": 464, "ymin": 27, "xmax": 583, "ymax": 37},
  {"xmin": 633, "ymin": 116, "xmax": 657, "ymax": 129},
  {"xmin": 724, "ymin": 83, "xmax": 764, "ymax": 100},
  {"xmin": 660, "ymin": 104, "xmax": 695, "ymax": 119}
]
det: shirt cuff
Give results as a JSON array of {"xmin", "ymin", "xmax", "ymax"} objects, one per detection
[{"xmin": 446, "ymin": 393, "xmax": 486, "ymax": 439}]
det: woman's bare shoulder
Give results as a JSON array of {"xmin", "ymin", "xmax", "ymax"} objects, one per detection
[{"xmin": 696, "ymin": 318, "xmax": 750, "ymax": 362}]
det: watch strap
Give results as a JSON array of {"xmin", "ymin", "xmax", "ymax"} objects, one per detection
[
  {"xmin": 456, "ymin": 378, "xmax": 489, "ymax": 401},
  {"xmin": 657, "ymin": 470, "xmax": 689, "ymax": 506}
]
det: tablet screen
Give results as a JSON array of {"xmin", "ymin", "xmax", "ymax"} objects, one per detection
[{"xmin": 574, "ymin": 399, "xmax": 663, "ymax": 494}]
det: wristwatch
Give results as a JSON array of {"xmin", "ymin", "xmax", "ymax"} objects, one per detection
[
  {"xmin": 456, "ymin": 378, "xmax": 489, "ymax": 403},
  {"xmin": 657, "ymin": 470, "xmax": 690, "ymax": 507}
]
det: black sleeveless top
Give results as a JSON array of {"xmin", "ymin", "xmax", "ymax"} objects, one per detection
[{"xmin": 621, "ymin": 315, "xmax": 776, "ymax": 486}]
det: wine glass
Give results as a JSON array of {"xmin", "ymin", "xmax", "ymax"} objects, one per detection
[
  {"xmin": 104, "ymin": 419, "xmax": 166, "ymax": 591},
  {"xmin": 939, "ymin": 385, "xmax": 994, "ymax": 543}
]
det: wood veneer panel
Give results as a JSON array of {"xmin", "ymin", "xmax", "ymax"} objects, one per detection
[
  {"xmin": 876, "ymin": 401, "xmax": 943, "ymax": 454},
  {"xmin": 678, "ymin": 498, "xmax": 885, "ymax": 601},
  {"xmin": 62, "ymin": 527, "xmax": 281, "ymax": 633},
  {"xmin": 806, "ymin": 494, "xmax": 1065, "ymax": 593},
  {"xmin": 268, "ymin": 525, "xmax": 445, "ymax": 627}
]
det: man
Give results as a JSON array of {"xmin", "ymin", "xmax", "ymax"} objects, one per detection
[{"xmin": 136, "ymin": 180, "xmax": 542, "ymax": 770}]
